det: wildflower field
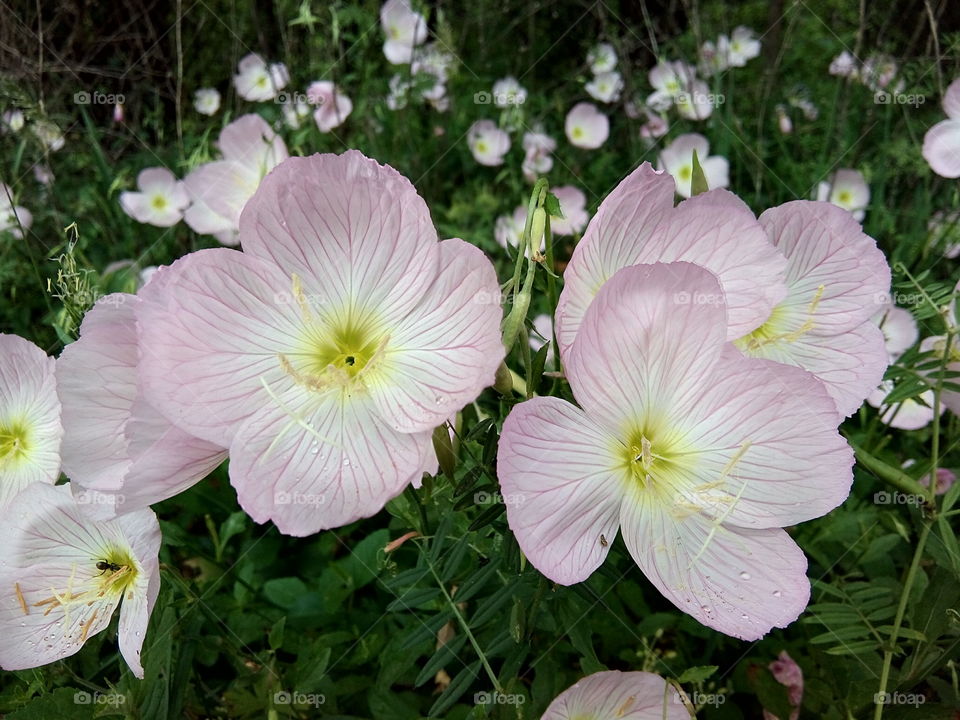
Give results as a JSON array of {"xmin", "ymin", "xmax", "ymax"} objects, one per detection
[{"xmin": 1, "ymin": 0, "xmax": 960, "ymax": 718}]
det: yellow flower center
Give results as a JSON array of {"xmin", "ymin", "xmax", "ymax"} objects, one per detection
[
  {"xmin": 0, "ymin": 420, "xmax": 30, "ymax": 467},
  {"xmin": 278, "ymin": 274, "xmax": 388, "ymax": 392},
  {"xmin": 572, "ymin": 127, "xmax": 584, "ymax": 139},
  {"xmin": 26, "ymin": 547, "xmax": 140, "ymax": 642},
  {"xmin": 151, "ymin": 194, "xmax": 168, "ymax": 210},
  {"xmin": 678, "ymin": 165, "xmax": 693, "ymax": 181},
  {"xmin": 836, "ymin": 189, "xmax": 853, "ymax": 206},
  {"xmin": 735, "ymin": 286, "xmax": 825, "ymax": 353}
]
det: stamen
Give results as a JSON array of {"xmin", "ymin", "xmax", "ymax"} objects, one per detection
[
  {"xmin": 14, "ymin": 582, "xmax": 28, "ymax": 616},
  {"xmin": 80, "ymin": 609, "xmax": 99, "ymax": 643}
]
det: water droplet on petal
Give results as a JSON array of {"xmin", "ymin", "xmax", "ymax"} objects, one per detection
[
  {"xmin": 773, "ymin": 590, "xmax": 782, "ymax": 598},
  {"xmin": 739, "ymin": 571, "xmax": 751, "ymax": 580}
]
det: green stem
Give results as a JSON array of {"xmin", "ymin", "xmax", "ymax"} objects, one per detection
[
  {"xmin": 874, "ymin": 521, "xmax": 932, "ymax": 720},
  {"xmin": 427, "ymin": 560, "xmax": 502, "ymax": 693},
  {"xmin": 848, "ymin": 441, "xmax": 929, "ymax": 499}
]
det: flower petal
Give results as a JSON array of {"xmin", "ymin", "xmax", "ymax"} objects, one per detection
[
  {"xmin": 655, "ymin": 189, "xmax": 788, "ymax": 338},
  {"xmin": 497, "ymin": 397, "xmax": 626, "ymax": 585},
  {"xmin": 739, "ymin": 319, "xmax": 888, "ymax": 419},
  {"xmin": 674, "ymin": 346, "xmax": 854, "ymax": 529},
  {"xmin": 239, "ymin": 152, "xmax": 440, "ymax": 328},
  {"xmin": 0, "ymin": 333, "xmax": 61, "ymax": 511},
  {"xmin": 923, "ymin": 119, "xmax": 960, "ymax": 178},
  {"xmin": 565, "ymin": 262, "xmax": 728, "ymax": 435},
  {"xmin": 228, "ymin": 389, "xmax": 434, "ymax": 536},
  {"xmin": 136, "ymin": 248, "xmax": 306, "ymax": 447},
  {"xmin": 620, "ymin": 487, "xmax": 810, "ymax": 640},
  {"xmin": 758, "ymin": 200, "xmax": 891, "ymax": 333},
  {"xmin": 543, "ymin": 670, "xmax": 688, "ymax": 719},
  {"xmin": 555, "ymin": 163, "xmax": 675, "ymax": 357},
  {"xmin": 365, "ymin": 239, "xmax": 504, "ymax": 433}
]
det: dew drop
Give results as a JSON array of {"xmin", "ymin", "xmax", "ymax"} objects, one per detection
[
  {"xmin": 773, "ymin": 590, "xmax": 782, "ymax": 598},
  {"xmin": 739, "ymin": 571, "xmax": 751, "ymax": 580}
]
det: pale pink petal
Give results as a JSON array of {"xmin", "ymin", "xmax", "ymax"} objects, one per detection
[
  {"xmin": 228, "ymin": 389, "xmax": 434, "ymax": 536},
  {"xmin": 620, "ymin": 490, "xmax": 810, "ymax": 640},
  {"xmin": 364, "ymin": 239, "xmax": 504, "ymax": 433},
  {"xmin": 565, "ymin": 102, "xmax": 609, "ymax": 149},
  {"xmin": 876, "ymin": 305, "xmax": 918, "ymax": 358},
  {"xmin": 0, "ymin": 333, "xmax": 61, "ymax": 510},
  {"xmin": 58, "ymin": 298, "xmax": 138, "ymax": 490},
  {"xmin": 923, "ymin": 119, "xmax": 960, "ymax": 178},
  {"xmin": 119, "ymin": 192, "xmax": 152, "ymax": 224},
  {"xmin": 136, "ymin": 167, "xmax": 176, "ymax": 193},
  {"xmin": 758, "ymin": 200, "xmax": 891, "ymax": 334},
  {"xmin": 497, "ymin": 397, "xmax": 625, "ymax": 585},
  {"xmin": 183, "ymin": 161, "xmax": 258, "ymax": 228},
  {"xmin": 555, "ymin": 163, "xmax": 675, "ymax": 356},
  {"xmin": 565, "ymin": 262, "xmax": 728, "ymax": 433},
  {"xmin": 550, "ymin": 185, "xmax": 589, "ymax": 236},
  {"xmin": 183, "ymin": 197, "xmax": 235, "ymax": 237},
  {"xmin": 674, "ymin": 347, "xmax": 853, "ymax": 528},
  {"xmin": 113, "ymin": 509, "xmax": 162, "ymax": 678},
  {"xmin": 942, "ymin": 78, "xmax": 960, "ymax": 120},
  {"xmin": 59, "ymin": 297, "xmax": 227, "ymax": 517},
  {"xmin": 740, "ymin": 319, "xmax": 888, "ymax": 419},
  {"xmin": 654, "ymin": 189, "xmax": 788, "ymax": 339},
  {"xmin": 239, "ymin": 151, "xmax": 440, "ymax": 328},
  {"xmin": 543, "ymin": 670, "xmax": 688, "ymax": 719},
  {"xmin": 136, "ymin": 248, "xmax": 308, "ymax": 447},
  {"xmin": 217, "ymin": 114, "xmax": 288, "ymax": 168}
]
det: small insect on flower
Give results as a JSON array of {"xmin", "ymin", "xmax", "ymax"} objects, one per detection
[{"xmin": 96, "ymin": 560, "xmax": 124, "ymax": 575}]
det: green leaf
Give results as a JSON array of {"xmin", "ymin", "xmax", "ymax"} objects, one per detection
[
  {"xmin": 690, "ymin": 149, "xmax": 710, "ymax": 196},
  {"xmin": 7, "ymin": 688, "xmax": 96, "ymax": 720},
  {"xmin": 678, "ymin": 665, "xmax": 718, "ymax": 684},
  {"xmin": 414, "ymin": 635, "xmax": 468, "ymax": 687},
  {"xmin": 427, "ymin": 660, "xmax": 481, "ymax": 717},
  {"xmin": 543, "ymin": 191, "xmax": 564, "ymax": 218},
  {"xmin": 263, "ymin": 577, "xmax": 309, "ymax": 608},
  {"xmin": 269, "ymin": 616, "xmax": 286, "ymax": 651}
]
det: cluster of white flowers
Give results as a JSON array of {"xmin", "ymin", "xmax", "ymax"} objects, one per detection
[
  {"xmin": 698, "ymin": 26, "xmax": 762, "ymax": 76},
  {"xmin": 829, "ymin": 50, "xmax": 901, "ymax": 93},
  {"xmin": 387, "ymin": 43, "xmax": 455, "ymax": 112},
  {"xmin": 584, "ymin": 43, "xmax": 623, "ymax": 104}
]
